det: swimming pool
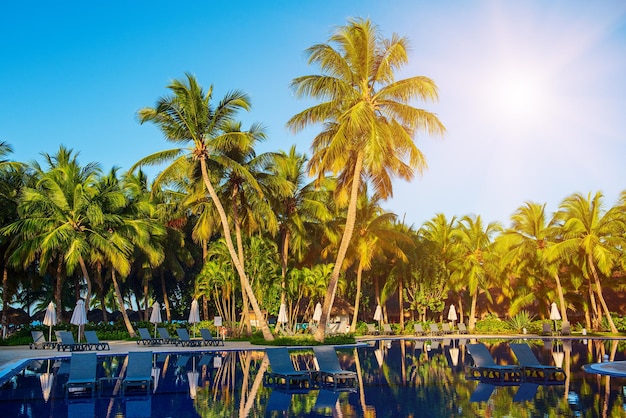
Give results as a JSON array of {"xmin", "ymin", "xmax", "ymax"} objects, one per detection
[{"xmin": 1, "ymin": 338, "xmax": 624, "ymax": 417}]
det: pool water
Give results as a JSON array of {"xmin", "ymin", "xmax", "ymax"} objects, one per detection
[{"xmin": 1, "ymin": 338, "xmax": 625, "ymax": 417}]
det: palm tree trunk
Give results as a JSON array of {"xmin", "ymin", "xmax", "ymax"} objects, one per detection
[
  {"xmin": 587, "ymin": 277, "xmax": 600, "ymax": 330},
  {"xmin": 553, "ymin": 272, "xmax": 568, "ymax": 324},
  {"xmin": 232, "ymin": 196, "xmax": 252, "ymax": 336},
  {"xmin": 1, "ymin": 264, "xmax": 8, "ymax": 339},
  {"xmin": 95, "ymin": 266, "xmax": 108, "ymax": 322},
  {"xmin": 398, "ymin": 274, "xmax": 404, "ymax": 330},
  {"xmin": 314, "ymin": 152, "xmax": 363, "ymax": 342},
  {"xmin": 588, "ymin": 255, "xmax": 618, "ymax": 333},
  {"xmin": 469, "ymin": 292, "xmax": 478, "ymax": 331},
  {"xmin": 199, "ymin": 158, "xmax": 273, "ymax": 341},
  {"xmin": 350, "ymin": 262, "xmax": 364, "ymax": 333},
  {"xmin": 280, "ymin": 228, "xmax": 290, "ymax": 305},
  {"xmin": 160, "ymin": 270, "xmax": 171, "ymax": 321},
  {"xmin": 55, "ymin": 257, "xmax": 64, "ymax": 321},
  {"xmin": 111, "ymin": 269, "xmax": 136, "ymax": 338},
  {"xmin": 457, "ymin": 295, "xmax": 464, "ymax": 326},
  {"xmin": 78, "ymin": 256, "xmax": 92, "ymax": 314}
]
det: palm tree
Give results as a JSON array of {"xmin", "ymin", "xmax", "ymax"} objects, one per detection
[
  {"xmin": 287, "ymin": 18, "xmax": 445, "ymax": 341},
  {"xmin": 419, "ymin": 214, "xmax": 460, "ymax": 317},
  {"xmin": 449, "ymin": 215, "xmax": 501, "ymax": 331},
  {"xmin": 264, "ymin": 146, "xmax": 333, "ymax": 303},
  {"xmin": 498, "ymin": 202, "xmax": 568, "ymax": 322},
  {"xmin": 347, "ymin": 190, "xmax": 409, "ymax": 332},
  {"xmin": 135, "ymin": 74, "xmax": 274, "ymax": 340},
  {"xmin": 3, "ymin": 147, "xmax": 106, "ymax": 319},
  {"xmin": 550, "ymin": 192, "xmax": 624, "ymax": 333}
]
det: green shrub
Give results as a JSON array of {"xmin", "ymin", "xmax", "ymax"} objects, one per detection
[
  {"xmin": 507, "ymin": 311, "xmax": 535, "ymax": 333},
  {"xmin": 475, "ymin": 314, "xmax": 510, "ymax": 334}
]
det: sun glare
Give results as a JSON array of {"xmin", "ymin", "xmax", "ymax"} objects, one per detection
[{"xmin": 492, "ymin": 69, "xmax": 545, "ymax": 124}]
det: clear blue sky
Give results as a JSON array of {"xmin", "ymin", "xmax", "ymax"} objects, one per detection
[{"xmin": 2, "ymin": 1, "xmax": 625, "ymax": 227}]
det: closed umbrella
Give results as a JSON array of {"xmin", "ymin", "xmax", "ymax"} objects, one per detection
[
  {"xmin": 373, "ymin": 304, "xmax": 382, "ymax": 331},
  {"xmin": 447, "ymin": 305, "xmax": 458, "ymax": 330},
  {"xmin": 39, "ymin": 359, "xmax": 54, "ymax": 402},
  {"xmin": 312, "ymin": 303, "xmax": 322, "ymax": 323},
  {"xmin": 449, "ymin": 347, "xmax": 460, "ymax": 367},
  {"xmin": 187, "ymin": 357, "xmax": 198, "ymax": 400},
  {"xmin": 188, "ymin": 299, "xmax": 200, "ymax": 337},
  {"xmin": 550, "ymin": 302, "xmax": 561, "ymax": 334},
  {"xmin": 151, "ymin": 366, "xmax": 161, "ymax": 394},
  {"xmin": 150, "ymin": 302, "xmax": 162, "ymax": 338},
  {"xmin": 277, "ymin": 303, "xmax": 288, "ymax": 324},
  {"xmin": 43, "ymin": 302, "xmax": 56, "ymax": 343},
  {"xmin": 70, "ymin": 299, "xmax": 87, "ymax": 343}
]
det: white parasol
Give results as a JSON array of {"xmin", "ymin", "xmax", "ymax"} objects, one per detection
[
  {"xmin": 188, "ymin": 299, "xmax": 200, "ymax": 337},
  {"xmin": 188, "ymin": 357, "xmax": 198, "ymax": 400},
  {"xmin": 277, "ymin": 303, "xmax": 288, "ymax": 324},
  {"xmin": 312, "ymin": 302, "xmax": 322, "ymax": 323},
  {"xmin": 447, "ymin": 304, "xmax": 458, "ymax": 331},
  {"xmin": 70, "ymin": 299, "xmax": 87, "ymax": 342},
  {"xmin": 43, "ymin": 302, "xmax": 56, "ymax": 343},
  {"xmin": 39, "ymin": 359, "xmax": 54, "ymax": 402},
  {"xmin": 550, "ymin": 302, "xmax": 561, "ymax": 334},
  {"xmin": 150, "ymin": 301, "xmax": 162, "ymax": 338}
]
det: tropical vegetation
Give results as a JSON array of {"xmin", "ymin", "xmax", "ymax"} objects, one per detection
[{"xmin": 0, "ymin": 19, "xmax": 625, "ymax": 343}]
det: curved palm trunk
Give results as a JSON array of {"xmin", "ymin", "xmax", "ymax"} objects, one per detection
[
  {"xmin": 314, "ymin": 152, "xmax": 364, "ymax": 342},
  {"xmin": 199, "ymin": 158, "xmax": 273, "ymax": 341},
  {"xmin": 55, "ymin": 257, "xmax": 64, "ymax": 321},
  {"xmin": 350, "ymin": 262, "xmax": 364, "ymax": 333},
  {"xmin": 588, "ymin": 254, "xmax": 618, "ymax": 333},
  {"xmin": 78, "ymin": 256, "xmax": 92, "ymax": 313},
  {"xmin": 111, "ymin": 269, "xmax": 136, "ymax": 338},
  {"xmin": 553, "ymin": 272, "xmax": 568, "ymax": 324},
  {"xmin": 160, "ymin": 270, "xmax": 172, "ymax": 321},
  {"xmin": 232, "ymin": 193, "xmax": 252, "ymax": 336},
  {"xmin": 1, "ymin": 265, "xmax": 8, "ymax": 339},
  {"xmin": 398, "ymin": 274, "xmax": 404, "ymax": 330},
  {"xmin": 280, "ymin": 228, "xmax": 290, "ymax": 305},
  {"xmin": 95, "ymin": 266, "xmax": 108, "ymax": 322}
]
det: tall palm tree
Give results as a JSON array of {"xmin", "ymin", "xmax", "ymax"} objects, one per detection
[
  {"xmin": 550, "ymin": 192, "xmax": 624, "ymax": 333},
  {"xmin": 3, "ymin": 147, "xmax": 106, "ymax": 319},
  {"xmin": 419, "ymin": 214, "xmax": 460, "ymax": 317},
  {"xmin": 346, "ymin": 190, "xmax": 409, "ymax": 332},
  {"xmin": 498, "ymin": 202, "xmax": 568, "ymax": 322},
  {"xmin": 135, "ymin": 74, "xmax": 274, "ymax": 340},
  {"xmin": 288, "ymin": 18, "xmax": 445, "ymax": 341},
  {"xmin": 449, "ymin": 215, "xmax": 501, "ymax": 331},
  {"xmin": 264, "ymin": 146, "xmax": 333, "ymax": 303}
]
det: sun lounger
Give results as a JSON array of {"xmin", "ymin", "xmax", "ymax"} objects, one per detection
[
  {"xmin": 414, "ymin": 323, "xmax": 425, "ymax": 336},
  {"xmin": 513, "ymin": 382, "xmax": 539, "ymax": 402},
  {"xmin": 313, "ymin": 345, "xmax": 357, "ymax": 390},
  {"xmin": 442, "ymin": 323, "xmax": 453, "ymax": 334},
  {"xmin": 266, "ymin": 389, "xmax": 293, "ymax": 414},
  {"xmin": 122, "ymin": 351, "xmax": 153, "ymax": 395},
  {"xmin": 429, "ymin": 323, "xmax": 443, "ymax": 336},
  {"xmin": 366, "ymin": 323, "xmax": 380, "ymax": 335},
  {"xmin": 457, "ymin": 323, "xmax": 469, "ymax": 334},
  {"xmin": 541, "ymin": 323, "xmax": 552, "ymax": 336},
  {"xmin": 175, "ymin": 328, "xmax": 203, "ymax": 347},
  {"xmin": 30, "ymin": 330, "xmax": 56, "ymax": 349},
  {"xmin": 200, "ymin": 328, "xmax": 224, "ymax": 346},
  {"xmin": 263, "ymin": 348, "xmax": 312, "ymax": 390},
  {"xmin": 57, "ymin": 331, "xmax": 88, "ymax": 352},
  {"xmin": 84, "ymin": 330, "xmax": 110, "ymax": 350},
  {"xmin": 65, "ymin": 352, "xmax": 98, "ymax": 398},
  {"xmin": 382, "ymin": 323, "xmax": 394, "ymax": 335},
  {"xmin": 561, "ymin": 321, "xmax": 571, "ymax": 336},
  {"xmin": 157, "ymin": 327, "xmax": 178, "ymax": 344},
  {"xmin": 314, "ymin": 389, "xmax": 341, "ymax": 412},
  {"xmin": 469, "ymin": 382, "xmax": 496, "ymax": 403},
  {"xmin": 467, "ymin": 343, "xmax": 523, "ymax": 382},
  {"xmin": 137, "ymin": 328, "xmax": 162, "ymax": 345},
  {"xmin": 510, "ymin": 343, "xmax": 566, "ymax": 382}
]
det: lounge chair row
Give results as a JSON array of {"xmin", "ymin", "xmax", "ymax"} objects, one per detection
[
  {"xmin": 30, "ymin": 330, "xmax": 110, "ymax": 351},
  {"xmin": 136, "ymin": 327, "xmax": 223, "ymax": 347},
  {"xmin": 64, "ymin": 351, "xmax": 154, "ymax": 398},
  {"xmin": 264, "ymin": 346, "xmax": 357, "ymax": 391},
  {"xmin": 467, "ymin": 342, "xmax": 566, "ymax": 383}
]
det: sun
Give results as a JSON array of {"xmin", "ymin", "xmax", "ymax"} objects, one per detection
[{"xmin": 491, "ymin": 67, "xmax": 546, "ymax": 124}]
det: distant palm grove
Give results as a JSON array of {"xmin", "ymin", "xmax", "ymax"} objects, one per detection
[{"xmin": 1, "ymin": 19, "xmax": 625, "ymax": 342}]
